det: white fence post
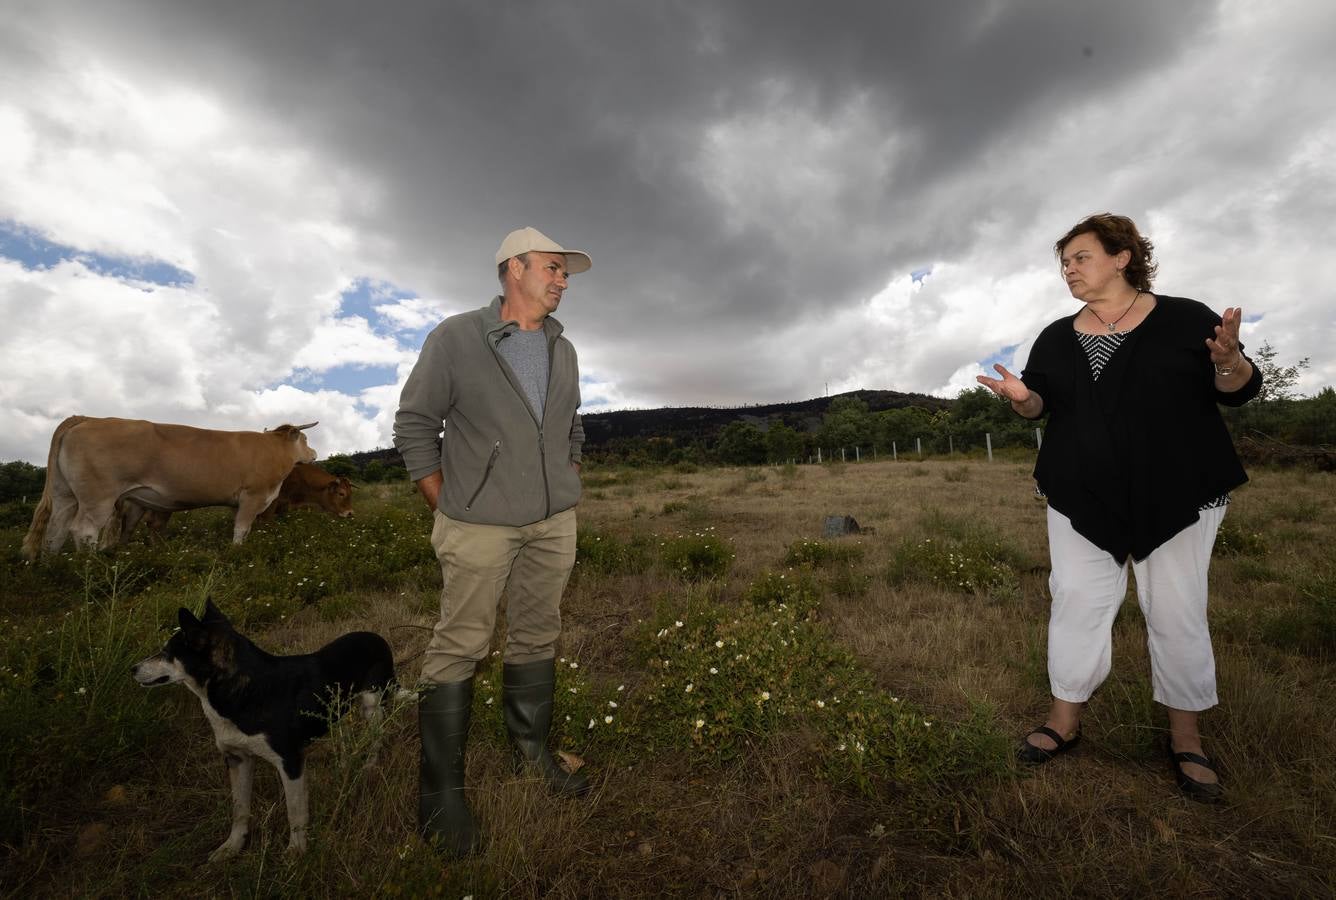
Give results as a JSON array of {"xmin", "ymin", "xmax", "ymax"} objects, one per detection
[
  {"xmin": 1035, "ymin": 427, "xmax": 1043, "ymax": 450},
  {"xmin": 916, "ymin": 437, "xmax": 922, "ymax": 458},
  {"xmin": 892, "ymin": 441, "xmax": 898, "ymax": 460},
  {"xmin": 986, "ymin": 433, "xmax": 993, "ymax": 462}
]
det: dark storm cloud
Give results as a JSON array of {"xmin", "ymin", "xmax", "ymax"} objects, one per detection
[{"xmin": 33, "ymin": 6, "xmax": 1209, "ymax": 284}]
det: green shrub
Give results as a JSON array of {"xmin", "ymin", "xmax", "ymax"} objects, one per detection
[
  {"xmin": 574, "ymin": 528, "xmax": 653, "ymax": 577},
  {"xmin": 742, "ymin": 570, "xmax": 822, "ymax": 611},
  {"xmin": 659, "ymin": 529, "xmax": 734, "ymax": 581},
  {"xmin": 887, "ymin": 537, "xmax": 1020, "ymax": 596},
  {"xmin": 829, "ymin": 567, "xmax": 873, "ymax": 598},
  {"xmin": 783, "ymin": 538, "xmax": 865, "ymax": 569},
  {"xmin": 1213, "ymin": 518, "xmax": 1267, "ymax": 557}
]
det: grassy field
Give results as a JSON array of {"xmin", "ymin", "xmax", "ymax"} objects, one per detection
[{"xmin": 1, "ymin": 456, "xmax": 1333, "ymax": 898}]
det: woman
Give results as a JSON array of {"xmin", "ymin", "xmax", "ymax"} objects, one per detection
[{"xmin": 977, "ymin": 212, "xmax": 1262, "ymax": 802}]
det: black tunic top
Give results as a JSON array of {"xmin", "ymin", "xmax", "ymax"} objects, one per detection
[{"xmin": 1020, "ymin": 295, "xmax": 1262, "ymax": 562}]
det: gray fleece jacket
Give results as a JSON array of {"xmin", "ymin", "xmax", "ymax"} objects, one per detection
[{"xmin": 393, "ymin": 297, "xmax": 583, "ymax": 526}]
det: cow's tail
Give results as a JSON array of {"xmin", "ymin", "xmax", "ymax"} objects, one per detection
[{"xmin": 21, "ymin": 415, "xmax": 88, "ymax": 561}]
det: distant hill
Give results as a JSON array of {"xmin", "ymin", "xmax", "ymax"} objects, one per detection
[
  {"xmin": 344, "ymin": 389, "xmax": 948, "ymax": 468},
  {"xmin": 580, "ymin": 389, "xmax": 948, "ymax": 446}
]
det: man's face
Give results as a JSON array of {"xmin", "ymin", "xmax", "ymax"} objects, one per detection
[{"xmin": 512, "ymin": 251, "xmax": 570, "ymax": 316}]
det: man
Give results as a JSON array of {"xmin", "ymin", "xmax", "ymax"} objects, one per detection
[{"xmin": 394, "ymin": 226, "xmax": 591, "ymax": 857}]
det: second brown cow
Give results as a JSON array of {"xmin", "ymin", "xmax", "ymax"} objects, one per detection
[
  {"xmin": 119, "ymin": 462, "xmax": 353, "ymax": 542},
  {"xmin": 258, "ymin": 462, "xmax": 354, "ymax": 521}
]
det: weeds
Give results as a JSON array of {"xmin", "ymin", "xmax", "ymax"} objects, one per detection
[
  {"xmin": 887, "ymin": 537, "xmax": 1021, "ymax": 596},
  {"xmin": 658, "ymin": 528, "xmax": 733, "ymax": 581},
  {"xmin": 574, "ymin": 527, "xmax": 653, "ymax": 577},
  {"xmin": 783, "ymin": 538, "xmax": 865, "ymax": 569},
  {"xmin": 1213, "ymin": 517, "xmax": 1268, "ymax": 557}
]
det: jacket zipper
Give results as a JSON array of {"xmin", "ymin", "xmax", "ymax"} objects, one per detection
[
  {"xmin": 488, "ymin": 324, "xmax": 558, "ymax": 517},
  {"xmin": 539, "ymin": 431, "xmax": 550, "ymax": 519},
  {"xmin": 465, "ymin": 441, "xmax": 502, "ymax": 511}
]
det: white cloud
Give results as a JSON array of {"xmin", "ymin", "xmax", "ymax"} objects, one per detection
[
  {"xmin": 374, "ymin": 296, "xmax": 454, "ymax": 332},
  {"xmin": 289, "ymin": 316, "xmax": 410, "ymax": 373},
  {"xmin": 0, "ymin": 0, "xmax": 1332, "ymax": 465}
]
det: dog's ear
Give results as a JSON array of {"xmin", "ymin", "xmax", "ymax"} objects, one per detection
[
  {"xmin": 177, "ymin": 607, "xmax": 209, "ymax": 649},
  {"xmin": 201, "ymin": 597, "xmax": 230, "ymax": 626}
]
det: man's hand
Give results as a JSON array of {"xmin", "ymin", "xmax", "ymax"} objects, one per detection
[{"xmin": 415, "ymin": 471, "xmax": 443, "ymax": 512}]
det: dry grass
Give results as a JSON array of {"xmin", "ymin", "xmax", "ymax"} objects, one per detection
[{"xmin": 1, "ymin": 457, "xmax": 1333, "ymax": 898}]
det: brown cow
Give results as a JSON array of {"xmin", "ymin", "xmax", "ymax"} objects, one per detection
[
  {"xmin": 22, "ymin": 416, "xmax": 318, "ymax": 559},
  {"xmin": 257, "ymin": 463, "xmax": 354, "ymax": 520},
  {"xmin": 115, "ymin": 501, "xmax": 173, "ymax": 543}
]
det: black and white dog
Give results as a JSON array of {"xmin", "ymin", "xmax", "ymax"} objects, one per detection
[{"xmin": 132, "ymin": 599, "xmax": 396, "ymax": 860}]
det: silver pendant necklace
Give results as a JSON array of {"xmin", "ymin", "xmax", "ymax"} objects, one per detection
[{"xmin": 1087, "ymin": 290, "xmax": 1141, "ymax": 332}]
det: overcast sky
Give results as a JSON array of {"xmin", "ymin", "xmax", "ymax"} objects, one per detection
[{"xmin": 2, "ymin": 0, "xmax": 1332, "ymax": 464}]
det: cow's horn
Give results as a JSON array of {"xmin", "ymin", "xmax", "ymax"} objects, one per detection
[{"xmin": 293, "ymin": 421, "xmax": 318, "ymax": 431}]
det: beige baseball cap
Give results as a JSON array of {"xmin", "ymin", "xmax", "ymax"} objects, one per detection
[{"xmin": 494, "ymin": 226, "xmax": 591, "ymax": 274}]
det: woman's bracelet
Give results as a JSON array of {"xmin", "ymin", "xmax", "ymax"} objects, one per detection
[{"xmin": 1214, "ymin": 355, "xmax": 1243, "ymax": 376}]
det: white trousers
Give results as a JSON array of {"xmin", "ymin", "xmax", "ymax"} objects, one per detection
[{"xmin": 1045, "ymin": 504, "xmax": 1225, "ymax": 712}]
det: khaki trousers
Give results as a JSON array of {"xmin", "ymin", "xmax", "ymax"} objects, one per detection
[{"xmin": 421, "ymin": 507, "xmax": 577, "ymax": 685}]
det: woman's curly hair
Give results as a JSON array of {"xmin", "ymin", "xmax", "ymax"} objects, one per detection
[{"xmin": 1055, "ymin": 213, "xmax": 1157, "ymax": 292}]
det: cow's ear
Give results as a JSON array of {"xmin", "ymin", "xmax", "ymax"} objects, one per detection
[{"xmin": 201, "ymin": 597, "xmax": 229, "ymax": 626}]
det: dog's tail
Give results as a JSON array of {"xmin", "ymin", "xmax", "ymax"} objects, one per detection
[{"xmin": 21, "ymin": 415, "xmax": 88, "ymax": 561}]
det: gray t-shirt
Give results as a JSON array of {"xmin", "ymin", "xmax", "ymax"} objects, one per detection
[{"xmin": 496, "ymin": 328, "xmax": 549, "ymax": 421}]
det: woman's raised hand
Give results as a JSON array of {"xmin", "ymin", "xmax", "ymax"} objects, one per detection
[
  {"xmin": 1206, "ymin": 306, "xmax": 1244, "ymax": 368},
  {"xmin": 976, "ymin": 363, "xmax": 1031, "ymax": 404}
]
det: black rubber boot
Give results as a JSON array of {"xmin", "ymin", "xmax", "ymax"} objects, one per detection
[
  {"xmin": 502, "ymin": 658, "xmax": 590, "ymax": 796},
  {"xmin": 418, "ymin": 679, "xmax": 479, "ymax": 857}
]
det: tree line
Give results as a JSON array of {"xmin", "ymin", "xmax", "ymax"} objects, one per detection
[
  {"xmin": 0, "ymin": 343, "xmax": 1326, "ymax": 501},
  {"xmin": 587, "ymin": 341, "xmax": 1330, "ymax": 467}
]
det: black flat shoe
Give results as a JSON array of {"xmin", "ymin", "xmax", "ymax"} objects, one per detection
[
  {"xmin": 1017, "ymin": 724, "xmax": 1080, "ymax": 765},
  {"xmin": 1168, "ymin": 738, "xmax": 1224, "ymax": 804}
]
